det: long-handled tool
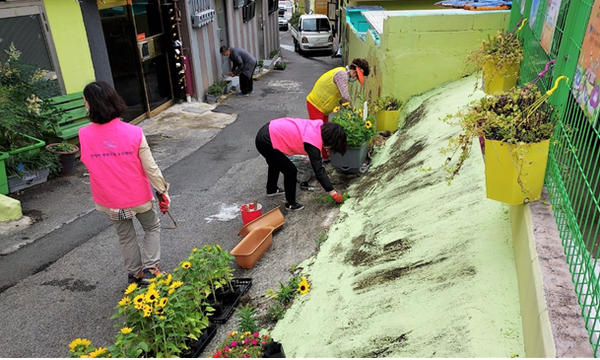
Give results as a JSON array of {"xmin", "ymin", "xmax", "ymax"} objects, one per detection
[{"xmin": 155, "ymin": 191, "xmax": 177, "ymax": 229}]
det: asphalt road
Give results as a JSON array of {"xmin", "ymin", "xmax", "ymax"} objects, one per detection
[{"xmin": 0, "ymin": 30, "xmax": 344, "ymax": 357}]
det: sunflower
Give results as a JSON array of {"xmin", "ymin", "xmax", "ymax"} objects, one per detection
[
  {"xmin": 333, "ymin": 106, "xmax": 340, "ymax": 113},
  {"xmin": 118, "ymin": 296, "xmax": 131, "ymax": 307},
  {"xmin": 145, "ymin": 289, "xmax": 159, "ymax": 303},
  {"xmin": 154, "ymin": 307, "xmax": 165, "ymax": 315},
  {"xmin": 192, "ymin": 247, "xmax": 198, "ymax": 252},
  {"xmin": 358, "ymin": 108, "xmax": 363, "ymax": 116},
  {"xmin": 133, "ymin": 294, "xmax": 146, "ymax": 309},
  {"xmin": 165, "ymin": 273, "xmax": 172, "ymax": 286},
  {"xmin": 159, "ymin": 297, "xmax": 168, "ymax": 307},
  {"xmin": 87, "ymin": 347, "xmax": 107, "ymax": 358},
  {"xmin": 124, "ymin": 283, "xmax": 137, "ymax": 295},
  {"xmin": 69, "ymin": 338, "xmax": 91, "ymax": 352},
  {"xmin": 181, "ymin": 261, "xmax": 191, "ymax": 269},
  {"xmin": 298, "ymin": 279, "xmax": 310, "ymax": 294},
  {"xmin": 120, "ymin": 327, "xmax": 133, "ymax": 335},
  {"xmin": 365, "ymin": 121, "xmax": 372, "ymax": 129},
  {"xmin": 143, "ymin": 305, "xmax": 153, "ymax": 317},
  {"xmin": 171, "ymin": 281, "xmax": 184, "ymax": 289},
  {"xmin": 217, "ymin": 244, "xmax": 222, "ymax": 251},
  {"xmin": 168, "ymin": 288, "xmax": 175, "ymax": 295},
  {"xmin": 342, "ymin": 102, "xmax": 350, "ymax": 106}
]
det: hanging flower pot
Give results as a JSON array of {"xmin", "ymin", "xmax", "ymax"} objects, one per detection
[
  {"xmin": 482, "ymin": 58, "xmax": 521, "ymax": 95},
  {"xmin": 484, "ymin": 139, "xmax": 550, "ymax": 205}
]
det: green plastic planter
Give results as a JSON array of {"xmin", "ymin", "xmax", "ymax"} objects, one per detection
[
  {"xmin": 0, "ymin": 151, "xmax": 8, "ymax": 195},
  {"xmin": 7, "ymin": 134, "xmax": 46, "ymax": 156}
]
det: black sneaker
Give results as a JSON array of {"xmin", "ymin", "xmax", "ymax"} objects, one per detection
[
  {"xmin": 267, "ymin": 187, "xmax": 285, "ymax": 197},
  {"xmin": 128, "ymin": 272, "xmax": 150, "ymax": 286},
  {"xmin": 284, "ymin": 202, "xmax": 305, "ymax": 211},
  {"xmin": 300, "ymin": 182, "xmax": 315, "ymax": 191},
  {"xmin": 143, "ymin": 265, "xmax": 167, "ymax": 279}
]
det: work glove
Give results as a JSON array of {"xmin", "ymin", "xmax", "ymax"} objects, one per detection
[
  {"xmin": 155, "ymin": 191, "xmax": 171, "ymax": 214},
  {"xmin": 331, "ymin": 191, "xmax": 344, "ymax": 204}
]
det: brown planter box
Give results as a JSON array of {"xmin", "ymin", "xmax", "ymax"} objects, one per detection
[
  {"xmin": 238, "ymin": 205, "xmax": 284, "ymax": 237},
  {"xmin": 231, "ymin": 226, "xmax": 274, "ymax": 268}
]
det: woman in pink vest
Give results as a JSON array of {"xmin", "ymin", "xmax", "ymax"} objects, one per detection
[
  {"xmin": 79, "ymin": 81, "xmax": 170, "ymax": 287},
  {"xmin": 255, "ymin": 118, "xmax": 346, "ymax": 211}
]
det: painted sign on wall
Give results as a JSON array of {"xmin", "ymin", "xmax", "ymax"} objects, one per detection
[
  {"xmin": 573, "ymin": 0, "xmax": 600, "ymax": 121},
  {"xmin": 540, "ymin": 0, "xmax": 562, "ymax": 54}
]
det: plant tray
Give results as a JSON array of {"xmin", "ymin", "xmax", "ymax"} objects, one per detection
[
  {"xmin": 7, "ymin": 168, "xmax": 49, "ymax": 193},
  {"xmin": 209, "ymin": 278, "xmax": 253, "ymax": 324},
  {"xmin": 182, "ymin": 323, "xmax": 218, "ymax": 358}
]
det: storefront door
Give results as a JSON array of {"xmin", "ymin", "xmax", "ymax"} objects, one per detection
[{"xmin": 99, "ymin": 0, "xmax": 173, "ymax": 123}]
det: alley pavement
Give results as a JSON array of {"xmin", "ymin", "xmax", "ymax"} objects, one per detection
[{"xmin": 0, "ymin": 31, "xmax": 346, "ymax": 357}]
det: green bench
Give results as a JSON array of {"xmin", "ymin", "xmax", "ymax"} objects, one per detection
[{"xmin": 46, "ymin": 92, "xmax": 90, "ymax": 141}]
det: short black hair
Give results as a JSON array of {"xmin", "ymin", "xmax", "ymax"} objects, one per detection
[
  {"xmin": 321, "ymin": 122, "xmax": 347, "ymax": 156},
  {"xmin": 83, "ymin": 81, "xmax": 127, "ymax": 124},
  {"xmin": 349, "ymin": 58, "xmax": 370, "ymax": 77},
  {"xmin": 220, "ymin": 45, "xmax": 230, "ymax": 54}
]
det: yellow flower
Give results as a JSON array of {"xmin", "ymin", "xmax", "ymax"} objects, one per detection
[
  {"xmin": 149, "ymin": 277, "xmax": 157, "ymax": 283},
  {"xmin": 231, "ymin": 331, "xmax": 238, "ymax": 336},
  {"xmin": 118, "ymin": 296, "xmax": 131, "ymax": 307},
  {"xmin": 333, "ymin": 106, "xmax": 340, "ymax": 113},
  {"xmin": 365, "ymin": 121, "xmax": 372, "ymax": 129},
  {"xmin": 124, "ymin": 283, "xmax": 137, "ymax": 295},
  {"xmin": 143, "ymin": 305, "xmax": 152, "ymax": 317},
  {"xmin": 165, "ymin": 273, "xmax": 172, "ymax": 286},
  {"xmin": 159, "ymin": 316, "xmax": 166, "ymax": 320},
  {"xmin": 154, "ymin": 307, "xmax": 165, "ymax": 315},
  {"xmin": 133, "ymin": 294, "xmax": 145, "ymax": 310},
  {"xmin": 120, "ymin": 327, "xmax": 133, "ymax": 334},
  {"xmin": 145, "ymin": 289, "xmax": 159, "ymax": 303},
  {"xmin": 217, "ymin": 244, "xmax": 222, "ymax": 251},
  {"xmin": 298, "ymin": 279, "xmax": 310, "ymax": 294},
  {"xmin": 69, "ymin": 338, "xmax": 91, "ymax": 352},
  {"xmin": 171, "ymin": 281, "xmax": 184, "ymax": 289},
  {"xmin": 347, "ymin": 113, "xmax": 351, "ymax": 119},
  {"xmin": 358, "ymin": 108, "xmax": 363, "ymax": 116},
  {"xmin": 181, "ymin": 261, "xmax": 191, "ymax": 269},
  {"xmin": 159, "ymin": 297, "xmax": 168, "ymax": 307},
  {"xmin": 88, "ymin": 347, "xmax": 107, "ymax": 358},
  {"xmin": 168, "ymin": 289, "xmax": 175, "ymax": 295},
  {"xmin": 192, "ymin": 248, "xmax": 198, "ymax": 252},
  {"xmin": 342, "ymin": 102, "xmax": 350, "ymax": 106},
  {"xmin": 244, "ymin": 331, "xmax": 251, "ymax": 336}
]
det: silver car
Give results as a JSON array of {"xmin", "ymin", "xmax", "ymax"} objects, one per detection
[{"xmin": 278, "ymin": 16, "xmax": 289, "ymax": 31}]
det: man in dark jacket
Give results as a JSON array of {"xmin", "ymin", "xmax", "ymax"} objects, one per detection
[{"xmin": 220, "ymin": 45, "xmax": 257, "ymax": 96}]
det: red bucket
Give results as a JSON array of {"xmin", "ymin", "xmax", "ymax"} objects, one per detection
[{"xmin": 240, "ymin": 203, "xmax": 262, "ymax": 226}]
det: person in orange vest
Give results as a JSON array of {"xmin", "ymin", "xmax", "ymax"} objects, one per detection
[
  {"xmin": 306, "ymin": 58, "xmax": 370, "ymax": 161},
  {"xmin": 79, "ymin": 81, "xmax": 170, "ymax": 287}
]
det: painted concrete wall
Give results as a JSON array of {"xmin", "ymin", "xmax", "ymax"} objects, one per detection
[
  {"xmin": 352, "ymin": 0, "xmax": 442, "ymax": 10},
  {"xmin": 345, "ymin": 9, "xmax": 509, "ymax": 104},
  {"xmin": 44, "ymin": 0, "xmax": 95, "ymax": 93}
]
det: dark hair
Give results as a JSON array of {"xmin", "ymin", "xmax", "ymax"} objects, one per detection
[
  {"xmin": 220, "ymin": 45, "xmax": 230, "ymax": 54},
  {"xmin": 349, "ymin": 58, "xmax": 370, "ymax": 77},
  {"xmin": 321, "ymin": 122, "xmax": 347, "ymax": 156},
  {"xmin": 83, "ymin": 81, "xmax": 127, "ymax": 124}
]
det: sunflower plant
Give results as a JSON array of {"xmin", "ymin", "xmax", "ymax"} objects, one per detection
[
  {"xmin": 68, "ymin": 338, "xmax": 110, "ymax": 358},
  {"xmin": 110, "ymin": 273, "xmax": 210, "ymax": 357},
  {"xmin": 331, "ymin": 102, "xmax": 376, "ymax": 148}
]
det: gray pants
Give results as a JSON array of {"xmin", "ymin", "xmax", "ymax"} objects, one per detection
[{"xmin": 109, "ymin": 207, "xmax": 161, "ymax": 275}]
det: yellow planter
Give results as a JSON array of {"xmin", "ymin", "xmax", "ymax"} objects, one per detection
[
  {"xmin": 375, "ymin": 109, "xmax": 401, "ymax": 132},
  {"xmin": 482, "ymin": 59, "xmax": 520, "ymax": 95},
  {"xmin": 484, "ymin": 139, "xmax": 550, "ymax": 205}
]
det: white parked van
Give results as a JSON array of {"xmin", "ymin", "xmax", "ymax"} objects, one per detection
[
  {"xmin": 290, "ymin": 14, "xmax": 333, "ymax": 55},
  {"xmin": 278, "ymin": 0, "xmax": 293, "ymax": 20}
]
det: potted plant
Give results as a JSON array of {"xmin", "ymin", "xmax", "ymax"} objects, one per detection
[
  {"xmin": 274, "ymin": 60, "xmax": 286, "ymax": 70},
  {"xmin": 0, "ymin": 43, "xmax": 61, "ymax": 192},
  {"xmin": 46, "ymin": 142, "xmax": 79, "ymax": 176},
  {"xmin": 441, "ymin": 83, "xmax": 559, "ymax": 205},
  {"xmin": 370, "ymin": 95, "xmax": 403, "ymax": 132},
  {"xmin": 468, "ymin": 30, "xmax": 523, "ymax": 95},
  {"xmin": 210, "ymin": 332, "xmax": 284, "ymax": 358},
  {"xmin": 206, "ymin": 82, "xmax": 224, "ymax": 104},
  {"xmin": 330, "ymin": 102, "xmax": 376, "ymax": 174}
]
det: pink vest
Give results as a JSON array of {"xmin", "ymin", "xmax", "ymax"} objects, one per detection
[
  {"xmin": 79, "ymin": 119, "xmax": 153, "ymax": 208},
  {"xmin": 269, "ymin": 118, "xmax": 324, "ymax": 156}
]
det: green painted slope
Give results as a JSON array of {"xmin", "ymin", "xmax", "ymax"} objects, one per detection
[{"xmin": 271, "ymin": 76, "xmax": 525, "ymax": 357}]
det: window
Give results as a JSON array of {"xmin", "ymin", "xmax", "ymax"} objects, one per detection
[
  {"xmin": 242, "ymin": 0, "xmax": 255, "ymax": 23},
  {"xmin": 268, "ymin": 0, "xmax": 278, "ymax": 14},
  {"xmin": 0, "ymin": 12, "xmax": 54, "ymax": 71},
  {"xmin": 301, "ymin": 18, "xmax": 330, "ymax": 32}
]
